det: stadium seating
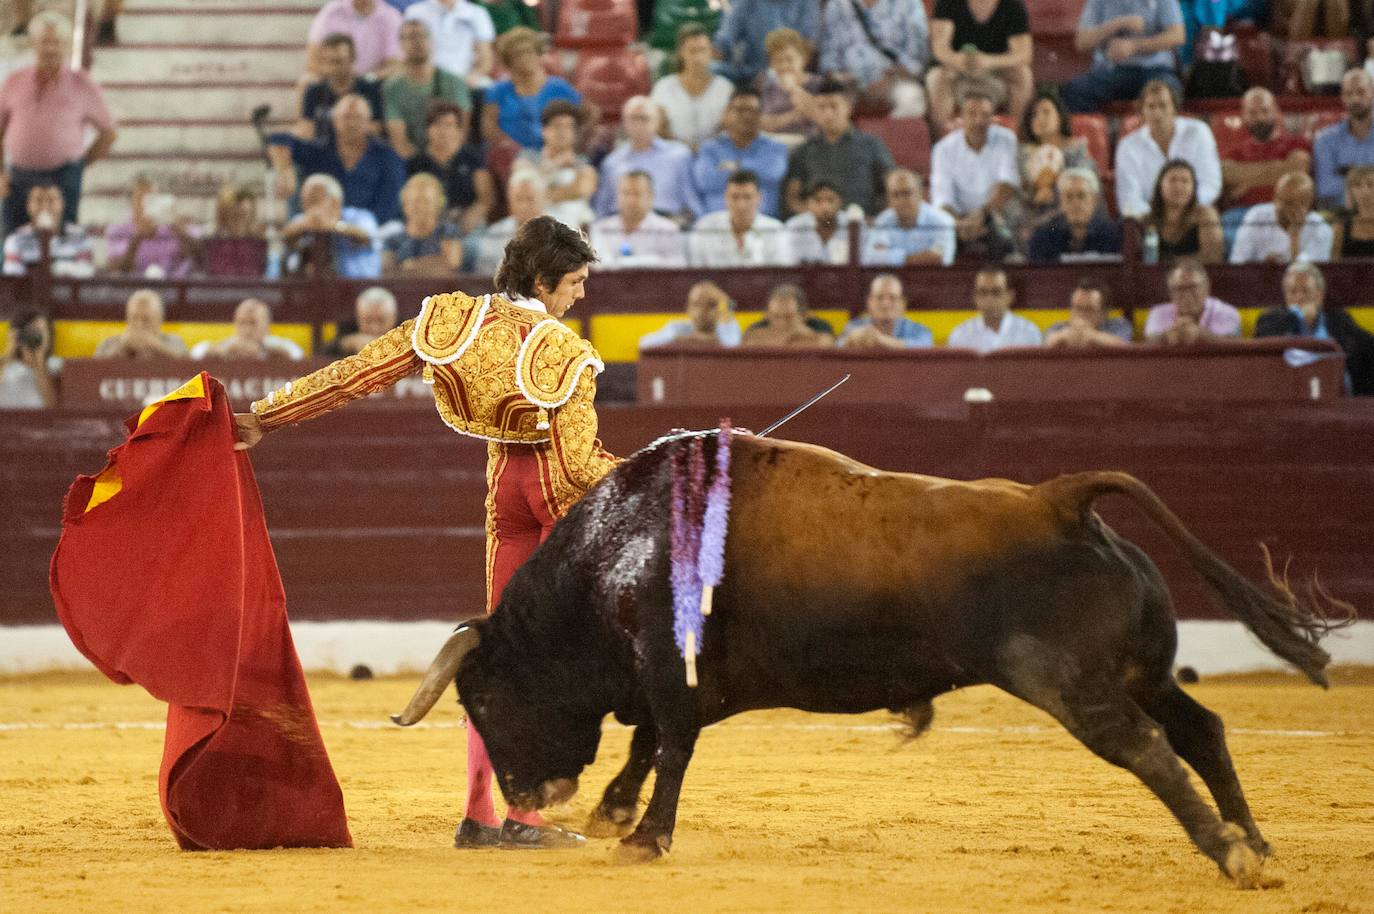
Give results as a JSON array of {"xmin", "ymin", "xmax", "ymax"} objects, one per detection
[
  {"xmin": 1070, "ymin": 114, "xmax": 1111, "ymax": 175},
  {"xmin": 648, "ymin": 0, "xmax": 723, "ymax": 52},
  {"xmin": 857, "ymin": 116, "xmax": 932, "ymax": 176},
  {"xmin": 1027, "ymin": 0, "xmax": 1086, "ymax": 36},
  {"xmin": 572, "ymin": 46, "xmax": 652, "ymax": 121},
  {"xmin": 554, "ymin": 0, "xmax": 639, "ymax": 49}
]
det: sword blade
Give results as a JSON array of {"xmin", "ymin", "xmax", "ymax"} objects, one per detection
[{"xmin": 757, "ymin": 374, "xmax": 850, "ymax": 438}]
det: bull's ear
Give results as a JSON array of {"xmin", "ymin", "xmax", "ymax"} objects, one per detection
[{"xmin": 390, "ymin": 623, "xmax": 482, "ymax": 726}]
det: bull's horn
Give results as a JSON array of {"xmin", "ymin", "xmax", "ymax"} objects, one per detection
[{"xmin": 390, "ymin": 623, "xmax": 481, "ymax": 726}]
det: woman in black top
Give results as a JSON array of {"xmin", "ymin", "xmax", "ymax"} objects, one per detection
[
  {"xmin": 406, "ymin": 101, "xmax": 496, "ymax": 270},
  {"xmin": 926, "ymin": 0, "xmax": 1033, "ymax": 133},
  {"xmin": 1332, "ymin": 164, "xmax": 1374, "ymax": 259},
  {"xmin": 1146, "ymin": 159, "xmax": 1223, "ymax": 264}
]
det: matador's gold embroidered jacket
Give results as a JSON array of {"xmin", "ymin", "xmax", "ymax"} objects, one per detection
[{"xmin": 250, "ymin": 291, "xmax": 617, "ymax": 512}]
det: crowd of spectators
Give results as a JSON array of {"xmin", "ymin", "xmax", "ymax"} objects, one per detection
[
  {"xmin": 5, "ymin": 0, "xmax": 1374, "ymax": 282},
  {"xmin": 6, "ymin": 0, "xmax": 1374, "ymax": 409}
]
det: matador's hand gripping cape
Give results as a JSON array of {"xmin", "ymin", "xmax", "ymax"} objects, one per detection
[{"xmin": 250, "ymin": 292, "xmax": 618, "ymax": 513}]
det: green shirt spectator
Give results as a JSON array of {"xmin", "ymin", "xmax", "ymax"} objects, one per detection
[
  {"xmin": 385, "ymin": 17, "xmax": 474, "ymax": 159},
  {"xmin": 477, "ymin": 0, "xmax": 539, "ymax": 34}
]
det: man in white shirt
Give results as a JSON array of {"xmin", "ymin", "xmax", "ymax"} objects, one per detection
[
  {"xmin": 1114, "ymin": 79, "xmax": 1221, "ymax": 218},
  {"xmin": 930, "ymin": 87, "xmax": 1019, "ymax": 259},
  {"xmin": 404, "ymin": 0, "xmax": 495, "ymax": 87},
  {"xmin": 688, "ymin": 169, "xmax": 791, "ymax": 267},
  {"xmin": 947, "ymin": 265, "xmax": 1043, "ymax": 352},
  {"xmin": 474, "ymin": 169, "xmax": 545, "ymax": 276},
  {"xmin": 1229, "ymin": 172, "xmax": 1331, "ymax": 265},
  {"xmin": 589, "ymin": 170, "xmax": 687, "ymax": 268},
  {"xmin": 190, "ymin": 298, "xmax": 305, "ymax": 361},
  {"xmin": 863, "ymin": 168, "xmax": 957, "ymax": 266},
  {"xmin": 784, "ymin": 179, "xmax": 854, "ymax": 265}
]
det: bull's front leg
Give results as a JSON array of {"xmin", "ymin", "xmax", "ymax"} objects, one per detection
[
  {"xmin": 586, "ymin": 722, "xmax": 657, "ymax": 838},
  {"xmin": 610, "ymin": 726, "xmax": 699, "ymax": 864}
]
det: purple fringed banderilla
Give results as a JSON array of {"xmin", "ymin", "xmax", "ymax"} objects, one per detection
[{"xmin": 668, "ymin": 421, "xmax": 734, "ymax": 687}]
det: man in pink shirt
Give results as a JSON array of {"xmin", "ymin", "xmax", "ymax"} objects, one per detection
[
  {"xmin": 307, "ymin": 0, "xmax": 403, "ymax": 78},
  {"xmin": 0, "ymin": 11, "xmax": 118, "ymax": 235},
  {"xmin": 1144, "ymin": 259, "xmax": 1242, "ymax": 345}
]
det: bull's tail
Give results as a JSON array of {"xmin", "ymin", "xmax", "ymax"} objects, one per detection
[{"xmin": 1040, "ymin": 471, "xmax": 1355, "ymax": 687}]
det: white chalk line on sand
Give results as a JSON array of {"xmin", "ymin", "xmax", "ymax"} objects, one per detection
[{"xmin": 0, "ymin": 720, "xmax": 1357, "ymax": 738}]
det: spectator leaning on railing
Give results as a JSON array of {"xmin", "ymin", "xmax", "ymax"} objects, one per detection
[
  {"xmin": 0, "ymin": 11, "xmax": 118, "ymax": 235},
  {"xmin": 741, "ymin": 283, "xmax": 835, "ymax": 347},
  {"xmin": 2, "ymin": 184, "xmax": 94, "ymax": 278},
  {"xmin": 947, "ymin": 265, "xmax": 1043, "ymax": 351},
  {"xmin": 838, "ymin": 274, "xmax": 934, "ymax": 349},
  {"xmin": 0, "ymin": 310, "xmax": 60, "ymax": 410},
  {"xmin": 93, "ymin": 289, "xmax": 188, "ymax": 361},
  {"xmin": 638, "ymin": 281, "xmax": 743, "ymax": 349},
  {"xmin": 189, "ymin": 298, "xmax": 304, "ymax": 361},
  {"xmin": 1042, "ymin": 277, "xmax": 1133, "ymax": 348},
  {"xmin": 321, "ymin": 286, "xmax": 400, "ymax": 357},
  {"xmin": 1255, "ymin": 261, "xmax": 1374, "ymax": 395},
  {"xmin": 1144, "ymin": 258, "xmax": 1240, "ymax": 344}
]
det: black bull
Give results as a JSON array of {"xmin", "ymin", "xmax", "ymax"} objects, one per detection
[{"xmin": 395, "ymin": 432, "xmax": 1346, "ymax": 884}]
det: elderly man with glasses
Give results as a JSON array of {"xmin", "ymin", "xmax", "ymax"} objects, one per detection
[{"xmin": 1144, "ymin": 258, "xmax": 1240, "ymax": 345}]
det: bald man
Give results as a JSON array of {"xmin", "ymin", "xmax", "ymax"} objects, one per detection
[
  {"xmin": 93, "ymin": 289, "xmax": 188, "ymax": 360},
  {"xmin": 266, "ymin": 92, "xmax": 406, "ymax": 223},
  {"xmin": 1219, "ymin": 89, "xmax": 1312, "ymax": 213},
  {"xmin": 1230, "ymin": 172, "xmax": 1332, "ymax": 264},
  {"xmin": 190, "ymin": 299, "xmax": 305, "ymax": 360},
  {"xmin": 591, "ymin": 95, "xmax": 698, "ymax": 220}
]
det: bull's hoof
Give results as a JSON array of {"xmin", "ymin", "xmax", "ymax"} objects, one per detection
[
  {"xmin": 1217, "ymin": 824, "xmax": 1280, "ymax": 889},
  {"xmin": 610, "ymin": 836, "xmax": 667, "ymax": 865},
  {"xmin": 585, "ymin": 805, "xmax": 637, "ymax": 838}
]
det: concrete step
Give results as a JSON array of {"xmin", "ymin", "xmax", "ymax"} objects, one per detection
[
  {"xmin": 85, "ymin": 153, "xmax": 268, "ymax": 198},
  {"xmin": 102, "ymin": 83, "xmax": 301, "ymax": 121},
  {"xmin": 78, "ymin": 192, "xmax": 223, "ymax": 230},
  {"xmin": 91, "ymin": 44, "xmax": 306, "ymax": 84},
  {"xmin": 116, "ymin": 9, "xmax": 314, "ymax": 45},
  {"xmin": 126, "ymin": 0, "xmax": 323, "ymax": 10},
  {"xmin": 112, "ymin": 120, "xmax": 292, "ymax": 155}
]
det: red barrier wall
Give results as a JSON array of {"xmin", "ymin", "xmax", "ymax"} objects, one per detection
[{"xmin": 5, "ymin": 399, "xmax": 1372, "ymax": 627}]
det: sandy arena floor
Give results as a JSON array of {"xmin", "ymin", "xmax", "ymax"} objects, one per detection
[{"xmin": 2, "ymin": 668, "xmax": 1372, "ymax": 914}]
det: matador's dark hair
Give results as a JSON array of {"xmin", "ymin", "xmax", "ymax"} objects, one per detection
[{"xmin": 494, "ymin": 215, "xmax": 598, "ymax": 298}]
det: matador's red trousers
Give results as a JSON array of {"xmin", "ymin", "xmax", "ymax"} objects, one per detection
[{"xmin": 466, "ymin": 444, "xmax": 564, "ymax": 827}]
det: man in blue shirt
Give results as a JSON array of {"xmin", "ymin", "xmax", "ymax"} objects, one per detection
[
  {"xmin": 692, "ymin": 89, "xmax": 789, "ymax": 217},
  {"xmin": 713, "ymin": 0, "xmax": 819, "ymax": 84},
  {"xmin": 1061, "ymin": 0, "xmax": 1186, "ymax": 113},
  {"xmin": 593, "ymin": 96, "xmax": 700, "ymax": 219},
  {"xmin": 1026, "ymin": 167, "xmax": 1123, "ymax": 263},
  {"xmin": 1313, "ymin": 69, "xmax": 1374, "ymax": 210},
  {"xmin": 862, "ymin": 168, "xmax": 957, "ymax": 266},
  {"xmin": 838, "ymin": 274, "xmax": 933, "ymax": 348},
  {"xmin": 268, "ymin": 94, "xmax": 408, "ymax": 225}
]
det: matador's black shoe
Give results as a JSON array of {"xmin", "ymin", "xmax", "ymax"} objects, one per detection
[
  {"xmin": 499, "ymin": 819, "xmax": 588, "ymax": 849},
  {"xmin": 454, "ymin": 817, "xmax": 502, "ymax": 848}
]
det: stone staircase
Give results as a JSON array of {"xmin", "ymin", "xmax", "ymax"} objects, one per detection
[{"xmin": 79, "ymin": 0, "xmax": 319, "ymax": 228}]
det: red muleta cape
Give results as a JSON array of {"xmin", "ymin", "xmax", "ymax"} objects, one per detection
[{"xmin": 49, "ymin": 372, "xmax": 352, "ymax": 850}]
